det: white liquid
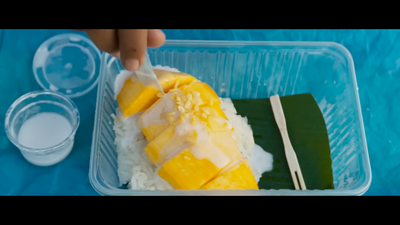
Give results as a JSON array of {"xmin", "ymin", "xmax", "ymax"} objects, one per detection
[
  {"xmin": 17, "ymin": 112, "xmax": 74, "ymax": 166},
  {"xmin": 249, "ymin": 144, "xmax": 274, "ymax": 176}
]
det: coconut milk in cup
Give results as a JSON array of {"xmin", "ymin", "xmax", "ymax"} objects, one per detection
[{"xmin": 4, "ymin": 90, "xmax": 80, "ymax": 166}]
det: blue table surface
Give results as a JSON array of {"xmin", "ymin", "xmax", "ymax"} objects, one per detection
[{"xmin": 0, "ymin": 29, "xmax": 398, "ymax": 196}]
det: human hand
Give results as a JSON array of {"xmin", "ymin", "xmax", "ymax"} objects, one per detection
[{"xmin": 72, "ymin": 29, "xmax": 166, "ymax": 71}]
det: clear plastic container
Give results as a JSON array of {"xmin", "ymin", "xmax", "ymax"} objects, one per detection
[
  {"xmin": 5, "ymin": 91, "xmax": 80, "ymax": 166},
  {"xmin": 89, "ymin": 41, "xmax": 372, "ymax": 196}
]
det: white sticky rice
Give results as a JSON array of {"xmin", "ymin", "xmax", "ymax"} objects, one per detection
[{"xmin": 112, "ymin": 97, "xmax": 266, "ymax": 190}]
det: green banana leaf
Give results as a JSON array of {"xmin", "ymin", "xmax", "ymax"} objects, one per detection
[{"xmin": 232, "ymin": 93, "xmax": 334, "ymax": 190}]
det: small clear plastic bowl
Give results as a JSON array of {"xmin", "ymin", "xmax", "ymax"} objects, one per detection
[{"xmin": 4, "ymin": 91, "xmax": 80, "ymax": 166}]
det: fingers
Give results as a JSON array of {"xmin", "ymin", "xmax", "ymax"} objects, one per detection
[
  {"xmin": 118, "ymin": 29, "xmax": 148, "ymax": 71},
  {"xmin": 71, "ymin": 29, "xmax": 166, "ymax": 70},
  {"xmin": 83, "ymin": 29, "xmax": 120, "ymax": 56},
  {"xmin": 147, "ymin": 29, "xmax": 166, "ymax": 48}
]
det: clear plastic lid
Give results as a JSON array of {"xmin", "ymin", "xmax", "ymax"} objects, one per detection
[{"xmin": 33, "ymin": 33, "xmax": 101, "ymax": 98}]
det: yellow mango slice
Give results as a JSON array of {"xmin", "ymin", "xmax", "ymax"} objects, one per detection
[
  {"xmin": 202, "ymin": 158, "xmax": 259, "ymax": 190},
  {"xmin": 182, "ymin": 82, "xmax": 228, "ymax": 120},
  {"xmin": 151, "ymin": 122, "xmax": 241, "ymax": 190},
  {"xmin": 182, "ymin": 82, "xmax": 219, "ymax": 105},
  {"xmin": 137, "ymin": 91, "xmax": 179, "ymax": 142},
  {"xmin": 207, "ymin": 116, "xmax": 233, "ymax": 133},
  {"xmin": 138, "ymin": 82, "xmax": 228, "ymax": 141},
  {"xmin": 210, "ymin": 131, "xmax": 242, "ymax": 162},
  {"xmin": 138, "ymin": 81, "xmax": 231, "ymax": 142},
  {"xmin": 117, "ymin": 69, "xmax": 197, "ymax": 118},
  {"xmin": 157, "ymin": 148, "xmax": 223, "ymax": 190},
  {"xmin": 182, "ymin": 82, "xmax": 232, "ymax": 133},
  {"xmin": 144, "ymin": 125, "xmax": 190, "ymax": 166},
  {"xmin": 142, "ymin": 124, "xmax": 170, "ymax": 142},
  {"xmin": 144, "ymin": 113, "xmax": 240, "ymax": 167}
]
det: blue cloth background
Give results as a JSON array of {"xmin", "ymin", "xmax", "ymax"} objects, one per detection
[{"xmin": 0, "ymin": 29, "xmax": 398, "ymax": 195}]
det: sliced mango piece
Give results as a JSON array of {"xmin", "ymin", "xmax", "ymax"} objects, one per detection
[
  {"xmin": 210, "ymin": 131, "xmax": 242, "ymax": 162},
  {"xmin": 208, "ymin": 116, "xmax": 233, "ymax": 133},
  {"xmin": 152, "ymin": 123, "xmax": 240, "ymax": 190},
  {"xmin": 144, "ymin": 113, "xmax": 241, "ymax": 167},
  {"xmin": 201, "ymin": 158, "xmax": 259, "ymax": 190},
  {"xmin": 157, "ymin": 148, "xmax": 222, "ymax": 190},
  {"xmin": 157, "ymin": 142, "xmax": 230, "ymax": 190},
  {"xmin": 117, "ymin": 69, "xmax": 197, "ymax": 118},
  {"xmin": 142, "ymin": 124, "xmax": 170, "ymax": 142},
  {"xmin": 182, "ymin": 82, "xmax": 228, "ymax": 120},
  {"xmin": 144, "ymin": 125, "xmax": 190, "ymax": 166},
  {"xmin": 138, "ymin": 81, "xmax": 231, "ymax": 142},
  {"xmin": 182, "ymin": 82, "xmax": 219, "ymax": 105},
  {"xmin": 137, "ymin": 92, "xmax": 179, "ymax": 142}
]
